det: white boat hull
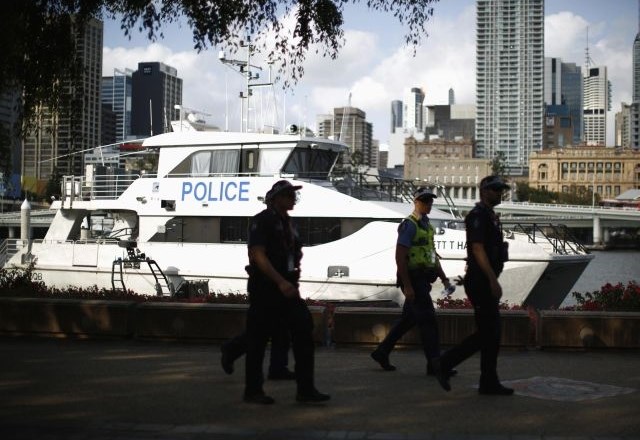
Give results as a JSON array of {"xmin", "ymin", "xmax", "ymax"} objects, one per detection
[{"xmin": 8, "ymin": 220, "xmax": 592, "ymax": 308}]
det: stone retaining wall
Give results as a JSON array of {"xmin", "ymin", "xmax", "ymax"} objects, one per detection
[{"xmin": 1, "ymin": 297, "xmax": 639, "ymax": 349}]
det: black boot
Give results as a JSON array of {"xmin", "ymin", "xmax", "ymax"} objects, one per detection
[{"xmin": 371, "ymin": 349, "xmax": 396, "ymax": 371}]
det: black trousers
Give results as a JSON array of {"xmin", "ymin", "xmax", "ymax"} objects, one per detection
[
  {"xmin": 245, "ymin": 296, "xmax": 315, "ymax": 396},
  {"xmin": 376, "ymin": 271, "xmax": 440, "ymax": 360},
  {"xmin": 222, "ymin": 323, "xmax": 290, "ymax": 374},
  {"xmin": 440, "ymin": 274, "xmax": 502, "ymax": 385}
]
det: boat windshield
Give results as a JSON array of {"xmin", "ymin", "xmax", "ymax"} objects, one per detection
[
  {"xmin": 282, "ymin": 142, "xmax": 340, "ymax": 179},
  {"xmin": 165, "ymin": 140, "xmax": 341, "ymax": 179}
]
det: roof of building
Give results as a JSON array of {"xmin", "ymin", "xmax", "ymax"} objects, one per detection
[{"xmin": 616, "ymin": 189, "xmax": 640, "ymax": 201}]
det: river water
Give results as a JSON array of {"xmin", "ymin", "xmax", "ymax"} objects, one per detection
[{"xmin": 561, "ymin": 249, "xmax": 640, "ymax": 307}]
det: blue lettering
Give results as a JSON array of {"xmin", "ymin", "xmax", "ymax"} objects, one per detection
[
  {"xmin": 180, "ymin": 180, "xmax": 251, "ymax": 202},
  {"xmin": 181, "ymin": 182, "xmax": 193, "ymax": 201},
  {"xmin": 208, "ymin": 182, "xmax": 218, "ymax": 201},
  {"xmin": 194, "ymin": 182, "xmax": 207, "ymax": 201},
  {"xmin": 239, "ymin": 181, "xmax": 249, "ymax": 201},
  {"xmin": 225, "ymin": 181, "xmax": 237, "ymax": 201}
]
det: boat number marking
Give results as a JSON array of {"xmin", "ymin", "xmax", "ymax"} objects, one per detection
[
  {"xmin": 181, "ymin": 180, "xmax": 250, "ymax": 202},
  {"xmin": 31, "ymin": 272, "xmax": 43, "ymax": 281}
]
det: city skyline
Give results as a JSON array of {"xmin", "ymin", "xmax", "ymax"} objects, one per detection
[{"xmin": 102, "ymin": 0, "xmax": 636, "ymax": 148}]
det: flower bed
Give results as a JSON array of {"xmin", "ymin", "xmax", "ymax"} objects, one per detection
[
  {"xmin": 569, "ymin": 281, "xmax": 640, "ymax": 312},
  {"xmin": 1, "ymin": 265, "xmax": 639, "ymax": 348}
]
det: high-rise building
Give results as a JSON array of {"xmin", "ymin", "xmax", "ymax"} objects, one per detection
[
  {"xmin": 403, "ymin": 87, "xmax": 425, "ymax": 131},
  {"xmin": 475, "ymin": 0, "xmax": 544, "ymax": 174},
  {"xmin": 448, "ymin": 88, "xmax": 455, "ymax": 105},
  {"xmin": 0, "ymin": 89, "xmax": 22, "ymax": 198},
  {"xmin": 544, "ymin": 57, "xmax": 582, "ymax": 146},
  {"xmin": 22, "ymin": 17, "xmax": 103, "ymax": 194},
  {"xmin": 630, "ymin": 7, "xmax": 640, "ymax": 149},
  {"xmin": 561, "ymin": 61, "xmax": 583, "ymax": 144},
  {"xmin": 317, "ymin": 107, "xmax": 373, "ymax": 167},
  {"xmin": 583, "ymin": 66, "xmax": 610, "ymax": 146},
  {"xmin": 390, "ymin": 100, "xmax": 403, "ymax": 133},
  {"xmin": 102, "ymin": 68, "xmax": 133, "ymax": 143},
  {"xmin": 424, "ymin": 104, "xmax": 476, "ymax": 141},
  {"xmin": 634, "ymin": 21, "xmax": 640, "ymax": 103},
  {"xmin": 616, "ymin": 102, "xmax": 632, "ymax": 147},
  {"xmin": 131, "ymin": 62, "xmax": 182, "ymax": 137},
  {"xmin": 544, "ymin": 57, "xmax": 562, "ymax": 106}
]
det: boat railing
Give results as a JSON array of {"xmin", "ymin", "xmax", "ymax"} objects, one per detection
[
  {"xmin": 62, "ymin": 174, "xmax": 142, "ymax": 201},
  {"xmin": 0, "ymin": 238, "xmax": 11, "ymax": 268},
  {"xmin": 501, "ymin": 221, "xmax": 589, "ymax": 256},
  {"xmin": 329, "ymin": 171, "xmax": 463, "ymax": 218}
]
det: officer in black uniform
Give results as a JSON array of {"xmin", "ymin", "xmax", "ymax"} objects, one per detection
[
  {"xmin": 370, "ymin": 187, "xmax": 455, "ymax": 376},
  {"xmin": 243, "ymin": 180, "xmax": 330, "ymax": 405},
  {"xmin": 434, "ymin": 175, "xmax": 514, "ymax": 395},
  {"xmin": 220, "ymin": 189, "xmax": 294, "ymax": 381}
]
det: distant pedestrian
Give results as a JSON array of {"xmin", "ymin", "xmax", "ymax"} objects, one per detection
[
  {"xmin": 243, "ymin": 180, "xmax": 330, "ymax": 404},
  {"xmin": 371, "ymin": 187, "xmax": 456, "ymax": 377},
  {"xmin": 434, "ymin": 175, "xmax": 514, "ymax": 395}
]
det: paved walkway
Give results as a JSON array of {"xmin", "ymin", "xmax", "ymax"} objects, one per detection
[{"xmin": 1, "ymin": 337, "xmax": 639, "ymax": 439}]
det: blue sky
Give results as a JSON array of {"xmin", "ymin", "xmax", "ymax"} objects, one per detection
[{"xmin": 103, "ymin": 0, "xmax": 637, "ymax": 146}]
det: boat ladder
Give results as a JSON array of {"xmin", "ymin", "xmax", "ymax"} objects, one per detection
[{"xmin": 111, "ymin": 240, "xmax": 175, "ymax": 296}]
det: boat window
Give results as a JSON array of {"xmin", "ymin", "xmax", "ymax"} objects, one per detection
[
  {"xmin": 170, "ymin": 156, "xmax": 191, "ymax": 176},
  {"xmin": 241, "ymin": 148, "xmax": 259, "ymax": 174},
  {"xmin": 211, "ymin": 150, "xmax": 240, "ymax": 174},
  {"xmin": 191, "ymin": 151, "xmax": 211, "ymax": 176},
  {"xmin": 282, "ymin": 146, "xmax": 338, "ymax": 179},
  {"xmin": 220, "ymin": 217, "xmax": 250, "ymax": 242},
  {"xmin": 296, "ymin": 218, "xmax": 341, "ymax": 246},
  {"xmin": 148, "ymin": 217, "xmax": 220, "ymax": 243},
  {"xmin": 259, "ymin": 149, "xmax": 291, "ymax": 175},
  {"xmin": 169, "ymin": 149, "xmax": 241, "ymax": 177}
]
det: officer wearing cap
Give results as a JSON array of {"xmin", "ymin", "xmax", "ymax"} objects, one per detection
[
  {"xmin": 434, "ymin": 175, "xmax": 514, "ymax": 395},
  {"xmin": 371, "ymin": 187, "xmax": 454, "ymax": 377},
  {"xmin": 220, "ymin": 188, "xmax": 294, "ymax": 381},
  {"xmin": 243, "ymin": 180, "xmax": 330, "ymax": 404}
]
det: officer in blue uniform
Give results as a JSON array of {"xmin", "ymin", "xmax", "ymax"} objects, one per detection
[
  {"xmin": 434, "ymin": 175, "xmax": 514, "ymax": 395},
  {"xmin": 243, "ymin": 180, "xmax": 330, "ymax": 405},
  {"xmin": 371, "ymin": 187, "xmax": 454, "ymax": 376}
]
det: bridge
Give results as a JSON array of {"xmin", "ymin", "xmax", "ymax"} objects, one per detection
[{"xmin": 434, "ymin": 198, "xmax": 640, "ymax": 245}]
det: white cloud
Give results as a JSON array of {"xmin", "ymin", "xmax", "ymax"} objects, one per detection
[{"xmin": 102, "ymin": 1, "xmax": 633, "ymax": 146}]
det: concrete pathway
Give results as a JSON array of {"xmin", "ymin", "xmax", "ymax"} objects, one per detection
[{"xmin": 1, "ymin": 337, "xmax": 639, "ymax": 439}]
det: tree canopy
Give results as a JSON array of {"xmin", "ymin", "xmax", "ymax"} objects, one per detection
[{"xmin": 0, "ymin": 0, "xmax": 440, "ymax": 136}]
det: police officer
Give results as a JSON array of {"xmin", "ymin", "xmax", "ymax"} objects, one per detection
[
  {"xmin": 434, "ymin": 175, "xmax": 514, "ymax": 395},
  {"xmin": 243, "ymin": 180, "xmax": 330, "ymax": 405},
  {"xmin": 370, "ymin": 187, "xmax": 455, "ymax": 376},
  {"xmin": 220, "ymin": 326, "xmax": 293, "ymax": 379},
  {"xmin": 220, "ymin": 188, "xmax": 294, "ymax": 381}
]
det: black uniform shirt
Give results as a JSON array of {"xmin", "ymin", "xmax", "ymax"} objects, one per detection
[
  {"xmin": 465, "ymin": 201, "xmax": 505, "ymax": 277},
  {"xmin": 248, "ymin": 208, "xmax": 302, "ymax": 281}
]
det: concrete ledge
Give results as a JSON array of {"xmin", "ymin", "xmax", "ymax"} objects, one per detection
[
  {"xmin": 538, "ymin": 310, "xmax": 640, "ymax": 348},
  {"xmin": 0, "ymin": 297, "xmax": 136, "ymax": 338},
  {"xmin": 133, "ymin": 302, "xmax": 248, "ymax": 341},
  {"xmin": 132, "ymin": 303, "xmax": 329, "ymax": 344},
  {"xmin": 332, "ymin": 307, "xmax": 531, "ymax": 347},
  {"xmin": 2, "ymin": 297, "xmax": 639, "ymax": 349}
]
